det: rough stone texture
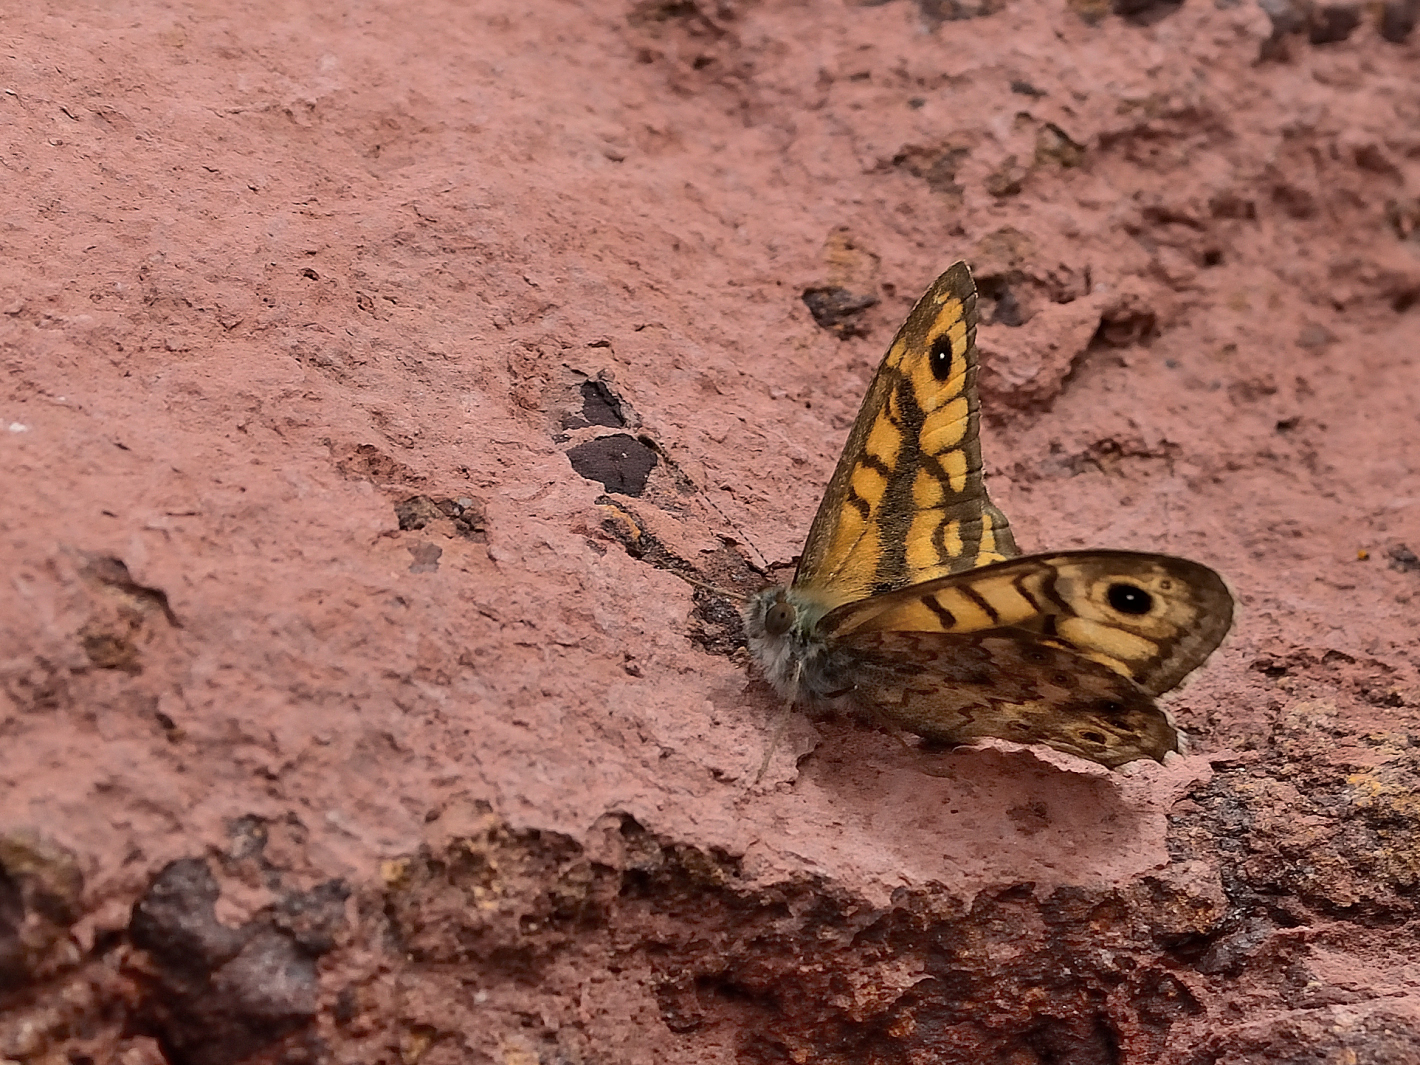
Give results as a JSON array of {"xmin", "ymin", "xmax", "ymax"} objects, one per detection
[{"xmin": 1, "ymin": 0, "xmax": 1418, "ymax": 1062}]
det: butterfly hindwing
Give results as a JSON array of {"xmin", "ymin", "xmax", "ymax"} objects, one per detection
[
  {"xmin": 820, "ymin": 552, "xmax": 1234, "ymax": 697},
  {"xmin": 837, "ymin": 630, "xmax": 1179, "ymax": 767},
  {"xmin": 793, "ymin": 262, "xmax": 1019, "ymax": 611}
]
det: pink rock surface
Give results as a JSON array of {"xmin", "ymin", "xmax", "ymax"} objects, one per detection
[{"xmin": 2, "ymin": 0, "xmax": 1418, "ymax": 1061}]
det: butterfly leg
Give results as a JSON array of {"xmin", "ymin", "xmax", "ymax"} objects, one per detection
[
  {"xmin": 849, "ymin": 697, "xmax": 967, "ymax": 778},
  {"xmin": 905, "ymin": 740, "xmax": 966, "ymax": 778},
  {"xmin": 753, "ymin": 661, "xmax": 804, "ymax": 784},
  {"xmin": 753, "ymin": 699, "xmax": 795, "ymax": 784},
  {"xmin": 867, "ymin": 712, "xmax": 962, "ymax": 777}
]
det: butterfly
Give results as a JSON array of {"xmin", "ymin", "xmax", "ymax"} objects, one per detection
[{"xmin": 742, "ymin": 262, "xmax": 1233, "ymax": 769}]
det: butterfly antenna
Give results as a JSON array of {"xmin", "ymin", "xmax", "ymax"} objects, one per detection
[
  {"xmin": 669, "ymin": 570, "xmax": 749, "ymax": 604},
  {"xmin": 641, "ymin": 435, "xmax": 773, "ymax": 575}
]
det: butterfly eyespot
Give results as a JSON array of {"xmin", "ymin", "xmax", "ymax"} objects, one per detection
[
  {"xmin": 928, "ymin": 334, "xmax": 954, "ymax": 381},
  {"xmin": 1080, "ymin": 730, "xmax": 1109, "ymax": 746},
  {"xmin": 1106, "ymin": 583, "xmax": 1153, "ymax": 616},
  {"xmin": 765, "ymin": 601, "xmax": 796, "ymax": 637}
]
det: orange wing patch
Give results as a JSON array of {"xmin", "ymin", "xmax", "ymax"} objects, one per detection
[{"xmin": 792, "ymin": 262, "xmax": 1019, "ymax": 608}]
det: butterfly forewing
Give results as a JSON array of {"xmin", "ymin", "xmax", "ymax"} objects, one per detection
[
  {"xmin": 793, "ymin": 262, "xmax": 1019, "ymax": 610},
  {"xmin": 820, "ymin": 551, "xmax": 1234, "ymax": 696}
]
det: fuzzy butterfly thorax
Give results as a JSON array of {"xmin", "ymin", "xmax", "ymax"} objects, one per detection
[{"xmin": 742, "ymin": 262, "xmax": 1234, "ymax": 769}]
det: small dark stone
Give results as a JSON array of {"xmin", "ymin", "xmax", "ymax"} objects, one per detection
[
  {"xmin": 1387, "ymin": 543, "xmax": 1420, "ymax": 573},
  {"xmin": 129, "ymin": 859, "xmax": 250, "ymax": 974},
  {"xmin": 1381, "ymin": 0, "xmax": 1419, "ymax": 41},
  {"xmin": 1197, "ymin": 917, "xmax": 1274, "ymax": 975},
  {"xmin": 801, "ymin": 286, "xmax": 879, "ymax": 338},
  {"xmin": 578, "ymin": 379, "xmax": 628, "ymax": 428},
  {"xmin": 1309, "ymin": 2, "xmax": 1362, "ymax": 42},
  {"xmin": 128, "ymin": 859, "xmax": 330, "ymax": 1065},
  {"xmin": 1113, "ymin": 0, "xmax": 1185, "ymax": 25},
  {"xmin": 567, "ymin": 434, "xmax": 658, "ymax": 496}
]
